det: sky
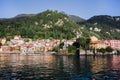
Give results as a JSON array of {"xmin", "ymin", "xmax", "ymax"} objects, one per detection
[{"xmin": 0, "ymin": 0, "xmax": 120, "ymax": 19}]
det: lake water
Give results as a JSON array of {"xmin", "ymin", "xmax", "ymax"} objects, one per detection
[{"xmin": 0, "ymin": 54, "xmax": 120, "ymax": 80}]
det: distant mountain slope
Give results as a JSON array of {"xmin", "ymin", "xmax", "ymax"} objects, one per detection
[
  {"xmin": 14, "ymin": 14, "xmax": 35, "ymax": 18},
  {"xmin": 13, "ymin": 14, "xmax": 35, "ymax": 19},
  {"xmin": 69, "ymin": 15, "xmax": 85, "ymax": 23},
  {"xmin": 79, "ymin": 15, "xmax": 120, "ymax": 39},
  {"xmin": 87, "ymin": 15, "xmax": 120, "ymax": 29}
]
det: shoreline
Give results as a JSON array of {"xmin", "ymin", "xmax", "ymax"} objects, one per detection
[
  {"xmin": 54, "ymin": 53, "xmax": 118, "ymax": 56},
  {"xmin": 53, "ymin": 51, "xmax": 119, "ymax": 56},
  {"xmin": 0, "ymin": 51, "xmax": 119, "ymax": 56}
]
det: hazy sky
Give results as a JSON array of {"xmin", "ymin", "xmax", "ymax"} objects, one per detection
[{"xmin": 0, "ymin": 0, "xmax": 120, "ymax": 19}]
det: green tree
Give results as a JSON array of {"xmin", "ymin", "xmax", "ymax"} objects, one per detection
[
  {"xmin": 98, "ymin": 48, "xmax": 106, "ymax": 55},
  {"xmin": 6, "ymin": 36, "xmax": 13, "ymax": 41},
  {"xmin": 105, "ymin": 46, "xmax": 113, "ymax": 53},
  {"xmin": 86, "ymin": 38, "xmax": 91, "ymax": 50},
  {"xmin": 117, "ymin": 50, "xmax": 120, "ymax": 55},
  {"xmin": 76, "ymin": 37, "xmax": 86, "ymax": 49},
  {"xmin": 68, "ymin": 45, "xmax": 76, "ymax": 53},
  {"xmin": 52, "ymin": 46, "xmax": 59, "ymax": 52},
  {"xmin": 59, "ymin": 42, "xmax": 64, "ymax": 49},
  {"xmin": 73, "ymin": 41, "xmax": 80, "ymax": 56},
  {"xmin": 76, "ymin": 37, "xmax": 91, "ymax": 55},
  {"xmin": 24, "ymin": 38, "xmax": 29, "ymax": 42}
]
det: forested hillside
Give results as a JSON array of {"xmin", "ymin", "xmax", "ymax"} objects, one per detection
[
  {"xmin": 0, "ymin": 10, "xmax": 81, "ymax": 39},
  {"xmin": 0, "ymin": 10, "xmax": 120, "ymax": 40},
  {"xmin": 78, "ymin": 15, "xmax": 120, "ymax": 39}
]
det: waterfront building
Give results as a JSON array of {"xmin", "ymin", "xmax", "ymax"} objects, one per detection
[
  {"xmin": 91, "ymin": 40, "xmax": 107, "ymax": 49},
  {"xmin": 91, "ymin": 38, "xmax": 120, "ymax": 50},
  {"xmin": 105, "ymin": 40, "xmax": 120, "ymax": 50}
]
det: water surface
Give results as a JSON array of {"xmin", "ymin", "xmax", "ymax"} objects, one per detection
[{"xmin": 0, "ymin": 54, "xmax": 120, "ymax": 80}]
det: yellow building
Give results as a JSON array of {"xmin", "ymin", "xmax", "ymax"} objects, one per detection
[
  {"xmin": 1, "ymin": 38, "xmax": 6, "ymax": 45},
  {"xmin": 91, "ymin": 40, "xmax": 107, "ymax": 49},
  {"xmin": 90, "ymin": 36, "xmax": 98, "ymax": 42},
  {"xmin": 90, "ymin": 36, "xmax": 107, "ymax": 49}
]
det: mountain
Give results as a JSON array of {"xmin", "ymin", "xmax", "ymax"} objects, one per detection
[
  {"xmin": 87, "ymin": 15, "xmax": 120, "ymax": 29},
  {"xmin": 0, "ymin": 11, "xmax": 120, "ymax": 40},
  {"xmin": 13, "ymin": 14, "xmax": 35, "ymax": 19},
  {"xmin": 0, "ymin": 10, "xmax": 82, "ymax": 39},
  {"xmin": 14, "ymin": 14, "xmax": 35, "ymax": 18},
  {"xmin": 69, "ymin": 15, "xmax": 85, "ymax": 23},
  {"xmin": 78, "ymin": 15, "xmax": 120, "ymax": 39}
]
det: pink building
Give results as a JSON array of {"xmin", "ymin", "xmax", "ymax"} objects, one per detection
[{"xmin": 105, "ymin": 40, "xmax": 120, "ymax": 50}]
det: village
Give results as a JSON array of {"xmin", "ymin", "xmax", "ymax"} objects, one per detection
[
  {"xmin": 0, "ymin": 35, "xmax": 120, "ymax": 54},
  {"xmin": 0, "ymin": 36, "xmax": 61, "ymax": 53}
]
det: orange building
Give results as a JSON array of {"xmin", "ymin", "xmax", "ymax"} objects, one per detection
[
  {"xmin": 91, "ymin": 40, "xmax": 107, "ymax": 49},
  {"xmin": 90, "ymin": 36, "xmax": 107, "ymax": 49}
]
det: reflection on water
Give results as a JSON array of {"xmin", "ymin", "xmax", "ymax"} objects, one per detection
[{"xmin": 0, "ymin": 54, "xmax": 120, "ymax": 80}]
